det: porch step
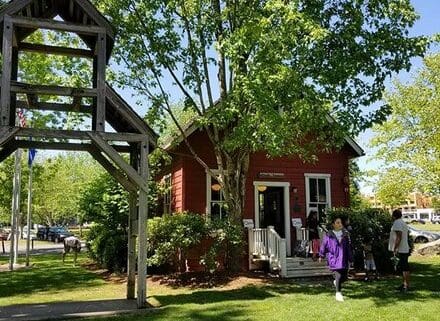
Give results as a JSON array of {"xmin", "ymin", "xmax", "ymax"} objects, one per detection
[{"xmin": 284, "ymin": 257, "xmax": 332, "ymax": 278}]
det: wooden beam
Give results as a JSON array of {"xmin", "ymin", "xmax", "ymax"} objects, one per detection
[
  {"xmin": 1, "ymin": 15, "xmax": 13, "ymax": 126},
  {"xmin": 16, "ymin": 100, "xmax": 92, "ymax": 114},
  {"xmin": 0, "ymin": 0, "xmax": 33, "ymax": 18},
  {"xmin": 106, "ymin": 84, "xmax": 158, "ymax": 144},
  {"xmin": 75, "ymin": 0, "xmax": 115, "ymax": 39},
  {"xmin": 68, "ymin": 0, "xmax": 74, "ymax": 18},
  {"xmin": 0, "ymin": 141, "xmax": 17, "ymax": 162},
  {"xmin": 16, "ymin": 127, "xmax": 148, "ymax": 142},
  {"xmin": 10, "ymin": 16, "xmax": 107, "ymax": 35},
  {"xmin": 15, "ymin": 140, "xmax": 131, "ymax": 153},
  {"xmin": 137, "ymin": 140, "xmax": 149, "ymax": 308},
  {"xmin": 95, "ymin": 32, "xmax": 106, "ymax": 131},
  {"xmin": 87, "ymin": 132, "xmax": 148, "ymax": 192},
  {"xmin": 0, "ymin": 126, "xmax": 20, "ymax": 147},
  {"xmin": 82, "ymin": 12, "xmax": 88, "ymax": 25},
  {"xmin": 11, "ymin": 81, "xmax": 97, "ymax": 97},
  {"xmin": 88, "ymin": 147, "xmax": 137, "ymax": 192},
  {"xmin": 18, "ymin": 42, "xmax": 94, "ymax": 58},
  {"xmin": 25, "ymin": 5, "xmax": 32, "ymax": 17},
  {"xmin": 33, "ymin": 0, "xmax": 40, "ymax": 17}
]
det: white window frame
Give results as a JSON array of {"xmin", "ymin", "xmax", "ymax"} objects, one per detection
[
  {"xmin": 163, "ymin": 173, "xmax": 172, "ymax": 214},
  {"xmin": 206, "ymin": 170, "xmax": 228, "ymax": 220},
  {"xmin": 304, "ymin": 173, "xmax": 332, "ymax": 220}
]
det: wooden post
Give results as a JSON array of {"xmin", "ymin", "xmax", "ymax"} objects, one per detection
[
  {"xmin": 279, "ymin": 239, "xmax": 287, "ymax": 278},
  {"xmin": 127, "ymin": 191, "xmax": 137, "ymax": 299},
  {"xmin": 9, "ymin": 148, "xmax": 22, "ymax": 270},
  {"xmin": 1, "ymin": 15, "xmax": 13, "ymax": 126},
  {"xmin": 127, "ymin": 148, "xmax": 138, "ymax": 299},
  {"xmin": 137, "ymin": 141, "xmax": 148, "ymax": 308},
  {"xmin": 95, "ymin": 33, "xmax": 106, "ymax": 131}
]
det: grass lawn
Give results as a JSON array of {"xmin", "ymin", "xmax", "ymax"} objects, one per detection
[{"xmin": 1, "ymin": 254, "xmax": 439, "ymax": 321}]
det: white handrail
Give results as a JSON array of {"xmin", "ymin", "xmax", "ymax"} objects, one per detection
[{"xmin": 248, "ymin": 226, "xmax": 286, "ymax": 277}]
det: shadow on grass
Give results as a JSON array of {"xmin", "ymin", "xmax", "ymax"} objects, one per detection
[
  {"xmin": 152, "ymin": 259, "xmax": 440, "ymax": 309},
  {"xmin": 151, "ymin": 279, "xmax": 329, "ymax": 307},
  {"xmin": 345, "ymin": 261, "xmax": 440, "ymax": 306},
  {"xmin": 0, "ymin": 254, "xmax": 103, "ymax": 298}
]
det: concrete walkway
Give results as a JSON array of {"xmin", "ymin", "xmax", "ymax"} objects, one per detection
[{"xmin": 0, "ymin": 299, "xmax": 155, "ymax": 321}]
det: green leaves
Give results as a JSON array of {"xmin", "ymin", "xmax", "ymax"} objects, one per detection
[
  {"xmin": 370, "ymin": 54, "xmax": 440, "ymax": 197},
  {"xmin": 95, "ymin": 0, "xmax": 427, "ymax": 220}
]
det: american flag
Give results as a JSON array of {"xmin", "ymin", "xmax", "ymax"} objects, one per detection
[
  {"xmin": 17, "ymin": 109, "xmax": 37, "ymax": 166},
  {"xmin": 17, "ymin": 109, "xmax": 26, "ymax": 127}
]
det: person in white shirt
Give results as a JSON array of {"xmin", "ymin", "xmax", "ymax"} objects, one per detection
[{"xmin": 388, "ymin": 209, "xmax": 410, "ymax": 292}]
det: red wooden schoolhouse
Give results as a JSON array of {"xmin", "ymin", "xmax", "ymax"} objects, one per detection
[{"xmin": 159, "ymin": 122, "xmax": 363, "ymax": 277}]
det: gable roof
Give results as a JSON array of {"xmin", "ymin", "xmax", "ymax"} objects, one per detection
[
  {"xmin": 164, "ymin": 115, "xmax": 364, "ymax": 157},
  {"xmin": 0, "ymin": 0, "xmax": 115, "ymax": 60}
]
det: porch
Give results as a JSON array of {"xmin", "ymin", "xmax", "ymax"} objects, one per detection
[{"xmin": 248, "ymin": 226, "xmax": 331, "ymax": 278}]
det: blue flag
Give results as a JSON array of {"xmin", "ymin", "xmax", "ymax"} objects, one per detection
[{"xmin": 28, "ymin": 148, "xmax": 37, "ymax": 167}]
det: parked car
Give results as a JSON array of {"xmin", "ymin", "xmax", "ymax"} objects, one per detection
[
  {"xmin": 408, "ymin": 226, "xmax": 440, "ymax": 243},
  {"xmin": 22, "ymin": 226, "xmax": 37, "ymax": 239},
  {"xmin": 47, "ymin": 227, "xmax": 73, "ymax": 243},
  {"xmin": 431, "ymin": 215, "xmax": 440, "ymax": 224},
  {"xmin": 0, "ymin": 228, "xmax": 9, "ymax": 240},
  {"xmin": 37, "ymin": 226, "xmax": 49, "ymax": 240}
]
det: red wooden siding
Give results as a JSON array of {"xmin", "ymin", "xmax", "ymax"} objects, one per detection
[{"xmin": 169, "ymin": 129, "xmax": 352, "ymax": 222}]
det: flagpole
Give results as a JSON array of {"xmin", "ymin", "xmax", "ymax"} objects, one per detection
[
  {"xmin": 25, "ymin": 158, "xmax": 33, "ymax": 267},
  {"xmin": 9, "ymin": 148, "xmax": 22, "ymax": 270}
]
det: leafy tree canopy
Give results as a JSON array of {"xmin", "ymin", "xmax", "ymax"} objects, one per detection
[
  {"xmin": 370, "ymin": 54, "xmax": 440, "ymax": 200},
  {"xmin": 96, "ymin": 0, "xmax": 428, "ymax": 220}
]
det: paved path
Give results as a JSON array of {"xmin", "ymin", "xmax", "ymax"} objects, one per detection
[
  {"xmin": 0, "ymin": 299, "xmax": 155, "ymax": 321},
  {"xmin": 1, "ymin": 240, "xmax": 86, "ymax": 257}
]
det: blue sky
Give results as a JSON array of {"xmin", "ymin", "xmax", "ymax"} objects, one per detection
[{"xmin": 356, "ymin": 0, "xmax": 440, "ymax": 194}]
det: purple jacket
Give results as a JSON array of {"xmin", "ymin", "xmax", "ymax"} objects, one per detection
[{"xmin": 319, "ymin": 229, "xmax": 353, "ymax": 270}]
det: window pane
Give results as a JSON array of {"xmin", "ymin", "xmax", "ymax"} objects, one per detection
[
  {"xmin": 318, "ymin": 179, "xmax": 326, "ymax": 203},
  {"xmin": 211, "ymin": 202, "xmax": 221, "ymax": 221},
  {"xmin": 309, "ymin": 178, "xmax": 317, "ymax": 202},
  {"xmin": 220, "ymin": 203, "xmax": 229, "ymax": 220},
  {"xmin": 211, "ymin": 189, "xmax": 221, "ymax": 201}
]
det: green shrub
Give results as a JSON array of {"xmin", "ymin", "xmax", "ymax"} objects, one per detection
[
  {"xmin": 147, "ymin": 213, "xmax": 244, "ymax": 273},
  {"xmin": 201, "ymin": 219, "xmax": 244, "ymax": 273},
  {"xmin": 326, "ymin": 208, "xmax": 394, "ymax": 273},
  {"xmin": 147, "ymin": 212, "xmax": 208, "ymax": 270},
  {"xmin": 87, "ymin": 224, "xmax": 128, "ymax": 272}
]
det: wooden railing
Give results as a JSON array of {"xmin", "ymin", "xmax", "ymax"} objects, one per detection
[{"xmin": 248, "ymin": 226, "xmax": 286, "ymax": 277}]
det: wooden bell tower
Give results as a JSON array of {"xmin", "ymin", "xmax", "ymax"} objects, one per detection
[{"xmin": 0, "ymin": 0, "xmax": 157, "ymax": 308}]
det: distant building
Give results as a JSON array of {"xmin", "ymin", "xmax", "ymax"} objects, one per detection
[{"xmin": 364, "ymin": 192, "xmax": 438, "ymax": 222}]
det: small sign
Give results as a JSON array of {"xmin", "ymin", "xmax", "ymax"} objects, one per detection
[
  {"xmin": 242, "ymin": 219, "xmax": 254, "ymax": 229},
  {"xmin": 291, "ymin": 218, "xmax": 302, "ymax": 228},
  {"xmin": 258, "ymin": 172, "xmax": 285, "ymax": 179}
]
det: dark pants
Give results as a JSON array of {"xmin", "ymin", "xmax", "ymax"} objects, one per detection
[{"xmin": 333, "ymin": 269, "xmax": 348, "ymax": 292}]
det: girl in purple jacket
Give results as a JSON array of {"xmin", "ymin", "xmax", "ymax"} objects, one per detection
[{"xmin": 319, "ymin": 216, "xmax": 353, "ymax": 302}]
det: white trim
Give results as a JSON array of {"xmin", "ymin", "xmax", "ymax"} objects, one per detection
[
  {"xmin": 253, "ymin": 181, "xmax": 291, "ymax": 256},
  {"xmin": 304, "ymin": 174, "xmax": 332, "ymax": 218}
]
